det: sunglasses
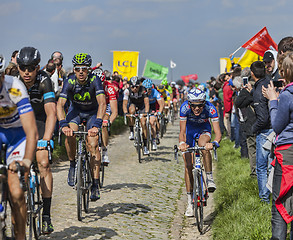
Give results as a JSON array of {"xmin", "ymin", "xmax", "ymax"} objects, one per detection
[
  {"xmin": 190, "ymin": 103, "xmax": 205, "ymax": 109},
  {"xmin": 131, "ymin": 85, "xmax": 140, "ymax": 89},
  {"xmin": 19, "ymin": 65, "xmax": 37, "ymax": 72},
  {"xmin": 74, "ymin": 66, "xmax": 89, "ymax": 72}
]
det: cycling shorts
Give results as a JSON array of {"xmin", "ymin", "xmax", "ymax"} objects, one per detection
[
  {"xmin": 186, "ymin": 124, "xmax": 211, "ymax": 148},
  {"xmin": 0, "ymin": 127, "xmax": 26, "ymax": 166},
  {"xmin": 66, "ymin": 106, "xmax": 98, "ymax": 130}
]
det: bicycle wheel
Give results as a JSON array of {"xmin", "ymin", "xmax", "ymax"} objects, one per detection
[
  {"xmin": 83, "ymin": 155, "xmax": 91, "ymax": 213},
  {"xmin": 32, "ymin": 174, "xmax": 42, "ymax": 239},
  {"xmin": 171, "ymin": 108, "xmax": 175, "ymax": 125},
  {"xmin": 160, "ymin": 117, "xmax": 164, "ymax": 138},
  {"xmin": 99, "ymin": 161, "xmax": 105, "ymax": 189},
  {"xmin": 193, "ymin": 170, "xmax": 204, "ymax": 233},
  {"xmin": 0, "ymin": 182, "xmax": 10, "ymax": 239},
  {"xmin": 76, "ymin": 155, "xmax": 83, "ymax": 221},
  {"xmin": 26, "ymin": 184, "xmax": 34, "ymax": 240},
  {"xmin": 136, "ymin": 128, "xmax": 142, "ymax": 163},
  {"xmin": 146, "ymin": 122, "xmax": 151, "ymax": 151}
]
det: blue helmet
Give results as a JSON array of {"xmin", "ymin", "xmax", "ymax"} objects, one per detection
[
  {"xmin": 142, "ymin": 79, "xmax": 153, "ymax": 89},
  {"xmin": 187, "ymin": 88, "xmax": 206, "ymax": 103}
]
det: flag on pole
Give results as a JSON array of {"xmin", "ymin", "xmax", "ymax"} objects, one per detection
[
  {"xmin": 180, "ymin": 74, "xmax": 198, "ymax": 85},
  {"xmin": 170, "ymin": 60, "xmax": 176, "ymax": 69},
  {"xmin": 112, "ymin": 51, "xmax": 139, "ymax": 80},
  {"xmin": 242, "ymin": 27, "xmax": 278, "ymax": 56},
  {"xmin": 143, "ymin": 60, "xmax": 169, "ymax": 80},
  {"xmin": 237, "ymin": 49, "xmax": 262, "ymax": 69}
]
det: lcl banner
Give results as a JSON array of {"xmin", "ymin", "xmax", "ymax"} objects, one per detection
[{"xmin": 112, "ymin": 51, "xmax": 139, "ymax": 80}]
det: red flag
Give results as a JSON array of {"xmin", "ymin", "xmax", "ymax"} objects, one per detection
[
  {"xmin": 242, "ymin": 27, "xmax": 278, "ymax": 57},
  {"xmin": 180, "ymin": 75, "xmax": 189, "ymax": 85},
  {"xmin": 181, "ymin": 74, "xmax": 198, "ymax": 85}
]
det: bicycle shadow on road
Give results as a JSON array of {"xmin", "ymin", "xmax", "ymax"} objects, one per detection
[
  {"xmin": 43, "ymin": 226, "xmax": 118, "ymax": 239},
  {"xmin": 102, "ymin": 183, "xmax": 152, "ymax": 192},
  {"xmin": 196, "ymin": 210, "xmax": 217, "ymax": 235},
  {"xmin": 86, "ymin": 202, "xmax": 151, "ymax": 221}
]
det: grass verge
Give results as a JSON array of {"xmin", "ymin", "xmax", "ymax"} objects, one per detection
[{"xmin": 213, "ymin": 138, "xmax": 273, "ymax": 240}]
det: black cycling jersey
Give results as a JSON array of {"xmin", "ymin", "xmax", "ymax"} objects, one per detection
[
  {"xmin": 128, "ymin": 86, "xmax": 147, "ymax": 110},
  {"xmin": 59, "ymin": 73, "xmax": 104, "ymax": 112},
  {"xmin": 20, "ymin": 70, "xmax": 55, "ymax": 122}
]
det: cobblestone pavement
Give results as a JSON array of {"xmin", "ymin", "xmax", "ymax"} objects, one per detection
[{"xmin": 41, "ymin": 119, "xmax": 214, "ymax": 240}]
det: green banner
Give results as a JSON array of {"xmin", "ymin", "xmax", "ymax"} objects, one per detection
[{"xmin": 143, "ymin": 60, "xmax": 169, "ymax": 80}]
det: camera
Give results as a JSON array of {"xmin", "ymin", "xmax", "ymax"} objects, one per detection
[
  {"xmin": 242, "ymin": 77, "xmax": 248, "ymax": 86},
  {"xmin": 273, "ymin": 80, "xmax": 283, "ymax": 88}
]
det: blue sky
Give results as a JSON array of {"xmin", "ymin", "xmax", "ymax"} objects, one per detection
[{"xmin": 1, "ymin": 0, "xmax": 292, "ymax": 83}]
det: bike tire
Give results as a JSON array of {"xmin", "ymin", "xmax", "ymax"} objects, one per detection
[
  {"xmin": 146, "ymin": 122, "xmax": 151, "ymax": 151},
  {"xmin": 32, "ymin": 174, "xmax": 42, "ymax": 239},
  {"xmin": 83, "ymin": 155, "xmax": 91, "ymax": 213},
  {"xmin": 171, "ymin": 109, "xmax": 175, "ymax": 125},
  {"xmin": 160, "ymin": 117, "xmax": 164, "ymax": 138},
  {"xmin": 193, "ymin": 170, "xmax": 204, "ymax": 233},
  {"xmin": 26, "ymin": 185, "xmax": 34, "ymax": 240},
  {"xmin": 99, "ymin": 161, "xmax": 105, "ymax": 189},
  {"xmin": 136, "ymin": 128, "xmax": 142, "ymax": 163},
  {"xmin": 0, "ymin": 182, "xmax": 10, "ymax": 239},
  {"xmin": 76, "ymin": 155, "xmax": 83, "ymax": 221}
]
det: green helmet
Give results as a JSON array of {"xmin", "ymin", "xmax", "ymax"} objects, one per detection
[
  {"xmin": 161, "ymin": 79, "xmax": 168, "ymax": 86},
  {"xmin": 72, "ymin": 53, "xmax": 92, "ymax": 66}
]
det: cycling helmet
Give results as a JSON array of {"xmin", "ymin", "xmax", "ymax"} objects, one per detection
[
  {"xmin": 197, "ymin": 84, "xmax": 205, "ymax": 91},
  {"xmin": 92, "ymin": 68, "xmax": 105, "ymax": 82},
  {"xmin": 0, "ymin": 55, "xmax": 5, "ymax": 73},
  {"xmin": 17, "ymin": 47, "xmax": 41, "ymax": 66},
  {"xmin": 72, "ymin": 53, "xmax": 92, "ymax": 66},
  {"xmin": 157, "ymin": 84, "xmax": 165, "ymax": 92},
  {"xmin": 171, "ymin": 81, "xmax": 176, "ymax": 87},
  {"xmin": 129, "ymin": 76, "xmax": 139, "ymax": 86},
  {"xmin": 142, "ymin": 79, "xmax": 153, "ymax": 89},
  {"xmin": 161, "ymin": 79, "xmax": 168, "ymax": 86},
  {"xmin": 187, "ymin": 88, "xmax": 206, "ymax": 103}
]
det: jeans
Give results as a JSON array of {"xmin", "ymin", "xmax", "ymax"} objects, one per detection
[
  {"xmin": 256, "ymin": 129, "xmax": 273, "ymax": 203},
  {"xmin": 231, "ymin": 112, "xmax": 240, "ymax": 146}
]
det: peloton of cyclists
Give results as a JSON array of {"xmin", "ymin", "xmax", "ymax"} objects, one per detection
[
  {"xmin": 0, "ymin": 54, "xmax": 38, "ymax": 240},
  {"xmin": 57, "ymin": 53, "xmax": 106, "ymax": 201},
  {"xmin": 123, "ymin": 76, "xmax": 150, "ymax": 155},
  {"xmin": 178, "ymin": 88, "xmax": 221, "ymax": 217},
  {"xmin": 17, "ymin": 47, "xmax": 57, "ymax": 234}
]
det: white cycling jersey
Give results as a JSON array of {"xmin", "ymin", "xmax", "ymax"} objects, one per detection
[{"xmin": 0, "ymin": 75, "xmax": 33, "ymax": 128}]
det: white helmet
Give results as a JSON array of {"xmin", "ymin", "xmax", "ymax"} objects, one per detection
[
  {"xmin": 197, "ymin": 85, "xmax": 205, "ymax": 91},
  {"xmin": 0, "ymin": 55, "xmax": 5, "ymax": 73},
  {"xmin": 187, "ymin": 88, "xmax": 206, "ymax": 103}
]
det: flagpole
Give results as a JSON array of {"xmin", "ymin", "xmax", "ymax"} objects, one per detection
[{"xmin": 231, "ymin": 46, "xmax": 242, "ymax": 56}]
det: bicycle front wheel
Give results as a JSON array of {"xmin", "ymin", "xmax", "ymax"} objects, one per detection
[
  {"xmin": 32, "ymin": 175, "xmax": 42, "ymax": 239},
  {"xmin": 99, "ymin": 161, "xmax": 105, "ymax": 188},
  {"xmin": 26, "ymin": 184, "xmax": 34, "ymax": 240},
  {"xmin": 76, "ymin": 155, "xmax": 83, "ymax": 221},
  {"xmin": 84, "ymin": 155, "xmax": 91, "ymax": 213},
  {"xmin": 136, "ymin": 128, "xmax": 142, "ymax": 163},
  {"xmin": 194, "ymin": 170, "xmax": 204, "ymax": 233}
]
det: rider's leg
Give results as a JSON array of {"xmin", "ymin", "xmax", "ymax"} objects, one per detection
[
  {"xmin": 8, "ymin": 169, "xmax": 26, "ymax": 240},
  {"xmin": 102, "ymin": 114, "xmax": 110, "ymax": 164},
  {"xmin": 141, "ymin": 116, "xmax": 149, "ymax": 155},
  {"xmin": 182, "ymin": 152, "xmax": 194, "ymax": 216},
  {"xmin": 128, "ymin": 105, "xmax": 135, "ymax": 140}
]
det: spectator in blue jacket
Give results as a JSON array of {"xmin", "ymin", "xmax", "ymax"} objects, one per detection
[
  {"xmin": 263, "ymin": 51, "xmax": 293, "ymax": 240},
  {"xmin": 250, "ymin": 61, "xmax": 274, "ymax": 203}
]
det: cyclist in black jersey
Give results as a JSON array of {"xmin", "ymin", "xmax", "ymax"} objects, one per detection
[
  {"xmin": 123, "ymin": 76, "xmax": 150, "ymax": 155},
  {"xmin": 57, "ymin": 53, "xmax": 106, "ymax": 201},
  {"xmin": 17, "ymin": 47, "xmax": 57, "ymax": 234}
]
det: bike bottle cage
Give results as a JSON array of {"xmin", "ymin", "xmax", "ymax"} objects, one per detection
[{"xmin": 37, "ymin": 139, "xmax": 54, "ymax": 150}]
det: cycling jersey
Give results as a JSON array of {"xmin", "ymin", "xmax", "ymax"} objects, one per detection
[
  {"xmin": 160, "ymin": 89, "xmax": 171, "ymax": 102},
  {"xmin": 172, "ymin": 87, "xmax": 179, "ymax": 100},
  {"xmin": 147, "ymin": 88, "xmax": 161, "ymax": 105},
  {"xmin": 104, "ymin": 80, "xmax": 119, "ymax": 104},
  {"xmin": 60, "ymin": 73, "xmax": 104, "ymax": 112},
  {"xmin": 180, "ymin": 100, "xmax": 218, "ymax": 147},
  {"xmin": 167, "ymin": 85, "xmax": 173, "ymax": 94},
  {"xmin": 20, "ymin": 70, "xmax": 55, "ymax": 122},
  {"xmin": 0, "ymin": 75, "xmax": 33, "ymax": 128},
  {"xmin": 123, "ymin": 86, "xmax": 147, "ymax": 110}
]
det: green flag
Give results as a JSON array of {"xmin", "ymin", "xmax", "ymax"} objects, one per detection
[{"xmin": 143, "ymin": 60, "xmax": 169, "ymax": 80}]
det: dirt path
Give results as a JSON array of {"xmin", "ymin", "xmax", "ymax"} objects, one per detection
[{"xmin": 40, "ymin": 119, "xmax": 215, "ymax": 239}]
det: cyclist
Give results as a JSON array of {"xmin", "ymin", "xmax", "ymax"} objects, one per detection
[
  {"xmin": 17, "ymin": 46, "xmax": 57, "ymax": 234},
  {"xmin": 0, "ymin": 55, "xmax": 38, "ymax": 240},
  {"xmin": 57, "ymin": 53, "xmax": 106, "ymax": 201},
  {"xmin": 142, "ymin": 79, "xmax": 164, "ymax": 150},
  {"xmin": 157, "ymin": 84, "xmax": 171, "ymax": 118},
  {"xmin": 178, "ymin": 88, "xmax": 221, "ymax": 217},
  {"xmin": 170, "ymin": 81, "xmax": 180, "ymax": 114},
  {"xmin": 161, "ymin": 79, "xmax": 173, "ymax": 100},
  {"xmin": 123, "ymin": 76, "xmax": 150, "ymax": 155},
  {"xmin": 92, "ymin": 68, "xmax": 118, "ymax": 165}
]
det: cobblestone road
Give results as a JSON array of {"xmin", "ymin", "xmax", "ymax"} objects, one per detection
[{"xmin": 41, "ymin": 120, "xmax": 214, "ymax": 240}]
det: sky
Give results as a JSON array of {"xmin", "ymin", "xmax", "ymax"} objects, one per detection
[{"xmin": 1, "ymin": 0, "xmax": 293, "ymax": 83}]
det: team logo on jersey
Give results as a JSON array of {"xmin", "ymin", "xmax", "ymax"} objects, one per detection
[
  {"xmin": 210, "ymin": 107, "xmax": 216, "ymax": 115},
  {"xmin": 74, "ymin": 92, "xmax": 91, "ymax": 101},
  {"xmin": 181, "ymin": 104, "xmax": 190, "ymax": 115},
  {"xmin": 8, "ymin": 88, "xmax": 22, "ymax": 97}
]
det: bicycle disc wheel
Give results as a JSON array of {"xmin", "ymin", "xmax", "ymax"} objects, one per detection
[
  {"xmin": 136, "ymin": 128, "xmax": 142, "ymax": 163},
  {"xmin": 76, "ymin": 155, "xmax": 83, "ymax": 221},
  {"xmin": 83, "ymin": 156, "xmax": 91, "ymax": 213},
  {"xmin": 193, "ymin": 170, "xmax": 204, "ymax": 233},
  {"xmin": 32, "ymin": 176, "xmax": 42, "ymax": 239}
]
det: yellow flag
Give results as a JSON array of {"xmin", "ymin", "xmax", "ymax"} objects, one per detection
[
  {"xmin": 112, "ymin": 51, "xmax": 139, "ymax": 80},
  {"xmin": 220, "ymin": 57, "xmax": 240, "ymax": 73},
  {"xmin": 237, "ymin": 49, "xmax": 262, "ymax": 69}
]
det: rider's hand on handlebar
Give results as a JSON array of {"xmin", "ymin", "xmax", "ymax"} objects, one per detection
[
  {"xmin": 178, "ymin": 142, "xmax": 189, "ymax": 152},
  {"xmin": 62, "ymin": 126, "xmax": 74, "ymax": 137},
  {"xmin": 88, "ymin": 127, "xmax": 99, "ymax": 137},
  {"xmin": 204, "ymin": 142, "xmax": 214, "ymax": 151}
]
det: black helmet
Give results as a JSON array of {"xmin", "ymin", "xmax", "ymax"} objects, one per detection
[
  {"xmin": 17, "ymin": 47, "xmax": 41, "ymax": 66},
  {"xmin": 129, "ymin": 76, "xmax": 139, "ymax": 86}
]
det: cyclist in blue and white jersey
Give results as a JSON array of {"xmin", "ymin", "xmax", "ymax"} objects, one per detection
[
  {"xmin": 142, "ymin": 79, "xmax": 164, "ymax": 150},
  {"xmin": 178, "ymin": 88, "xmax": 221, "ymax": 217},
  {"xmin": 57, "ymin": 53, "xmax": 106, "ymax": 201},
  {"xmin": 0, "ymin": 55, "xmax": 38, "ymax": 240}
]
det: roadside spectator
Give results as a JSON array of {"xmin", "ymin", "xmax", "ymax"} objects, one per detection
[
  {"xmin": 250, "ymin": 61, "xmax": 273, "ymax": 203},
  {"xmin": 263, "ymin": 50, "xmax": 280, "ymax": 81},
  {"xmin": 262, "ymin": 51, "xmax": 293, "ymax": 240},
  {"xmin": 277, "ymin": 36, "xmax": 293, "ymax": 55},
  {"xmin": 5, "ymin": 50, "xmax": 19, "ymax": 76},
  {"xmin": 45, "ymin": 60, "xmax": 56, "ymax": 77},
  {"xmin": 222, "ymin": 72, "xmax": 233, "ymax": 139}
]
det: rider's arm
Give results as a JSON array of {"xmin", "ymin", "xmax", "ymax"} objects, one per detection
[
  {"xmin": 57, "ymin": 97, "xmax": 67, "ymax": 122},
  {"xmin": 158, "ymin": 98, "xmax": 164, "ymax": 113},
  {"xmin": 43, "ymin": 102, "xmax": 57, "ymax": 141},
  {"xmin": 211, "ymin": 120, "xmax": 221, "ymax": 144},
  {"xmin": 178, "ymin": 120, "xmax": 188, "ymax": 151},
  {"xmin": 123, "ymin": 88, "xmax": 129, "ymax": 114},
  {"xmin": 144, "ymin": 96, "xmax": 150, "ymax": 113},
  {"xmin": 20, "ymin": 111, "xmax": 38, "ymax": 167},
  {"xmin": 109, "ymin": 99, "xmax": 118, "ymax": 123},
  {"xmin": 96, "ymin": 94, "xmax": 106, "ymax": 121}
]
